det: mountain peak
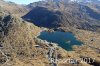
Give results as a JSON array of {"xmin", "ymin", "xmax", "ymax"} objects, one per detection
[
  {"xmin": 44, "ymin": 0, "xmax": 100, "ymax": 4},
  {"xmin": 70, "ymin": 0, "xmax": 100, "ymax": 4}
]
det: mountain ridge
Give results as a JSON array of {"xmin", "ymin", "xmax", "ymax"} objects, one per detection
[
  {"xmin": 0, "ymin": 0, "xmax": 29, "ymax": 17},
  {"xmin": 22, "ymin": 1, "xmax": 100, "ymax": 32}
]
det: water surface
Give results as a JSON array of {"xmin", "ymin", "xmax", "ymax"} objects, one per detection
[{"xmin": 38, "ymin": 31, "xmax": 83, "ymax": 51}]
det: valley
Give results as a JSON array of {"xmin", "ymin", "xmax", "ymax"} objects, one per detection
[{"xmin": 0, "ymin": 0, "xmax": 100, "ymax": 66}]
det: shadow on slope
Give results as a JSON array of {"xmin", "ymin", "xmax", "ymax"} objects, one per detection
[{"xmin": 22, "ymin": 7, "xmax": 61, "ymax": 28}]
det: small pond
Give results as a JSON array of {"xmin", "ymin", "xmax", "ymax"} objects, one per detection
[{"xmin": 38, "ymin": 31, "xmax": 83, "ymax": 51}]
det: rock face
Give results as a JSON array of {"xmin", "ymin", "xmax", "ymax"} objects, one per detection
[{"xmin": 22, "ymin": 1, "xmax": 100, "ymax": 32}]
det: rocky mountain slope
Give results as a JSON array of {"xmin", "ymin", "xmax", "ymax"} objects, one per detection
[
  {"xmin": 0, "ymin": 0, "xmax": 100, "ymax": 66},
  {"xmin": 71, "ymin": 0, "xmax": 100, "ymax": 4},
  {"xmin": 0, "ymin": 7, "xmax": 43, "ymax": 66},
  {"xmin": 0, "ymin": 7, "xmax": 94, "ymax": 66},
  {"xmin": 0, "ymin": 0, "xmax": 29, "ymax": 17},
  {"xmin": 22, "ymin": 0, "xmax": 100, "ymax": 32}
]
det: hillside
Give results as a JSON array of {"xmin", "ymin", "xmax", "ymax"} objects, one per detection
[
  {"xmin": 22, "ymin": 2, "xmax": 100, "ymax": 32},
  {"xmin": 0, "ymin": 7, "xmax": 45, "ymax": 66},
  {"xmin": 0, "ymin": 0, "xmax": 29, "ymax": 17},
  {"xmin": 0, "ymin": 8, "xmax": 93, "ymax": 66},
  {"xmin": 0, "ymin": 0, "xmax": 100, "ymax": 66},
  {"xmin": 1, "ymin": 7, "xmax": 99, "ymax": 66}
]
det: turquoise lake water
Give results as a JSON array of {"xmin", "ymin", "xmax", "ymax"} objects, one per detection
[{"xmin": 38, "ymin": 31, "xmax": 83, "ymax": 51}]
